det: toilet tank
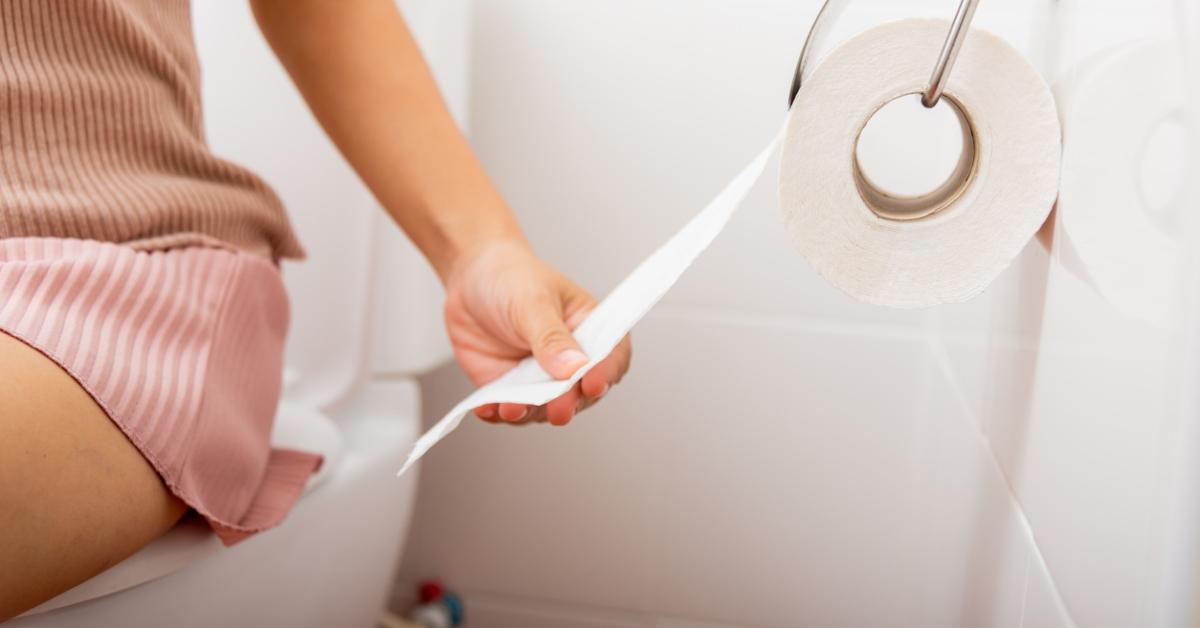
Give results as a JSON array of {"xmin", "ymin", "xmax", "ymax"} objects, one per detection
[{"xmin": 193, "ymin": 0, "xmax": 462, "ymax": 410}]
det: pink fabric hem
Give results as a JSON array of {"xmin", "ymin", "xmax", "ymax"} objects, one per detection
[{"xmin": 0, "ymin": 238, "xmax": 320, "ymax": 546}]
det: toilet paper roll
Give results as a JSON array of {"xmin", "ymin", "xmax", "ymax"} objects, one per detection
[
  {"xmin": 1055, "ymin": 42, "xmax": 1186, "ymax": 328},
  {"xmin": 399, "ymin": 19, "xmax": 1061, "ymax": 474},
  {"xmin": 779, "ymin": 19, "xmax": 1062, "ymax": 307}
]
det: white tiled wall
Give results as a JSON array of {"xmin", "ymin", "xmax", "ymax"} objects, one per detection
[
  {"xmin": 369, "ymin": 0, "xmax": 467, "ymax": 378},
  {"xmin": 397, "ymin": 1, "xmax": 1199, "ymax": 626}
]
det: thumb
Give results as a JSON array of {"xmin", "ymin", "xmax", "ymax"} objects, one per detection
[{"xmin": 520, "ymin": 297, "xmax": 589, "ymax": 380}]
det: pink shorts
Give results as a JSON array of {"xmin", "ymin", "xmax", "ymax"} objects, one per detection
[{"xmin": 0, "ymin": 238, "xmax": 321, "ymax": 546}]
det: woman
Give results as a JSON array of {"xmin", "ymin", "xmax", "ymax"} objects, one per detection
[{"xmin": 0, "ymin": 0, "xmax": 632, "ymax": 618}]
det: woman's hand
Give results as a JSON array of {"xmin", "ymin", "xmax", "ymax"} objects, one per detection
[
  {"xmin": 443, "ymin": 239, "xmax": 632, "ymax": 426},
  {"xmin": 252, "ymin": 1, "xmax": 628, "ymax": 423}
]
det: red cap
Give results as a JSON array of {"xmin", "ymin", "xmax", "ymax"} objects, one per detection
[{"xmin": 418, "ymin": 580, "xmax": 444, "ymax": 603}]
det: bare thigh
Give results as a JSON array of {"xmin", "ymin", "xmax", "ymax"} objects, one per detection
[{"xmin": 0, "ymin": 332, "xmax": 187, "ymax": 620}]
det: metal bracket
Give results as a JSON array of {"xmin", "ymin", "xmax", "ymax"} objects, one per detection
[{"xmin": 788, "ymin": 0, "xmax": 983, "ymax": 109}]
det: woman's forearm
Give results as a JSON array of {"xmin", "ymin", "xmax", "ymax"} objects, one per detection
[{"xmin": 249, "ymin": 0, "xmax": 524, "ymax": 281}]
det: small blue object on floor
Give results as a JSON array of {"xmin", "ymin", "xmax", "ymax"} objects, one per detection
[{"xmin": 410, "ymin": 579, "xmax": 464, "ymax": 627}]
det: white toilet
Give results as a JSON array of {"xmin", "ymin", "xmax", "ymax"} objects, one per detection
[{"xmin": 11, "ymin": 1, "xmax": 466, "ymax": 625}]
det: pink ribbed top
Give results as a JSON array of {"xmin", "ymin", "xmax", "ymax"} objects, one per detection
[{"xmin": 0, "ymin": 0, "xmax": 305, "ymax": 260}]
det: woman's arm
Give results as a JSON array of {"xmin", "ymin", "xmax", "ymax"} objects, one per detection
[
  {"xmin": 250, "ymin": 0, "xmax": 631, "ymax": 425},
  {"xmin": 249, "ymin": 0, "xmax": 515, "ymax": 281}
]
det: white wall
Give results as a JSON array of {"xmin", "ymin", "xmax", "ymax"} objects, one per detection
[
  {"xmin": 370, "ymin": 0, "xmax": 467, "ymax": 379},
  {"xmin": 195, "ymin": 0, "xmax": 465, "ymax": 406},
  {"xmin": 397, "ymin": 2, "xmax": 1199, "ymax": 627}
]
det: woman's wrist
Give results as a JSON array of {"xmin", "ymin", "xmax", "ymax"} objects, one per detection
[
  {"xmin": 415, "ymin": 194, "xmax": 529, "ymax": 286},
  {"xmin": 439, "ymin": 231, "xmax": 528, "ymax": 287}
]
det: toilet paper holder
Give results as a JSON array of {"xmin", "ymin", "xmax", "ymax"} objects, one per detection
[{"xmin": 788, "ymin": 0, "xmax": 982, "ymax": 108}]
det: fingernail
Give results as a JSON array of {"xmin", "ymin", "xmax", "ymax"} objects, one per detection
[
  {"xmin": 597, "ymin": 383, "xmax": 610, "ymax": 398},
  {"xmin": 477, "ymin": 407, "xmax": 495, "ymax": 419},
  {"xmin": 498, "ymin": 405, "xmax": 527, "ymax": 421},
  {"xmin": 555, "ymin": 349, "xmax": 588, "ymax": 370}
]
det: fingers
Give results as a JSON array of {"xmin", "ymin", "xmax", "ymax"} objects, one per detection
[
  {"xmin": 485, "ymin": 403, "xmax": 546, "ymax": 425},
  {"xmin": 581, "ymin": 334, "xmax": 631, "ymax": 399},
  {"xmin": 580, "ymin": 364, "xmax": 611, "ymax": 399},
  {"xmin": 498, "ymin": 403, "xmax": 529, "ymax": 422},
  {"xmin": 474, "ymin": 386, "xmax": 582, "ymax": 427},
  {"xmin": 475, "ymin": 334, "xmax": 631, "ymax": 427},
  {"xmin": 518, "ymin": 296, "xmax": 589, "ymax": 380},
  {"xmin": 484, "ymin": 403, "xmax": 542, "ymax": 424},
  {"xmin": 544, "ymin": 383, "xmax": 583, "ymax": 426},
  {"xmin": 475, "ymin": 403, "xmax": 544, "ymax": 424},
  {"xmin": 474, "ymin": 403, "xmax": 499, "ymax": 422}
]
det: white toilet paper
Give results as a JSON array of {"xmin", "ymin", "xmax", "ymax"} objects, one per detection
[
  {"xmin": 399, "ymin": 18, "xmax": 1062, "ymax": 474},
  {"xmin": 398, "ymin": 140, "xmax": 778, "ymax": 474},
  {"xmin": 779, "ymin": 19, "xmax": 1062, "ymax": 308},
  {"xmin": 1055, "ymin": 42, "xmax": 1186, "ymax": 328}
]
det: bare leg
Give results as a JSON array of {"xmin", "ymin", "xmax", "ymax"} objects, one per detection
[{"xmin": 0, "ymin": 332, "xmax": 187, "ymax": 620}]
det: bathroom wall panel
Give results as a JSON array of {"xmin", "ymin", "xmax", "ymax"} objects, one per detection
[
  {"xmin": 400, "ymin": 1, "xmax": 1196, "ymax": 626},
  {"xmin": 465, "ymin": 0, "xmax": 932, "ymax": 329},
  {"xmin": 1021, "ymin": 560, "xmax": 1074, "ymax": 628},
  {"xmin": 402, "ymin": 314, "xmax": 1063, "ymax": 627},
  {"xmin": 368, "ymin": 0, "xmax": 465, "ymax": 378},
  {"xmin": 946, "ymin": 219, "xmax": 1189, "ymax": 628},
  {"xmin": 928, "ymin": 2, "xmax": 1198, "ymax": 626}
]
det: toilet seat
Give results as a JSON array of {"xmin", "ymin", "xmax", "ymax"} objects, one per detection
[
  {"xmin": 12, "ymin": 381, "xmax": 422, "ymax": 627},
  {"xmin": 20, "ymin": 402, "xmax": 347, "ymax": 618}
]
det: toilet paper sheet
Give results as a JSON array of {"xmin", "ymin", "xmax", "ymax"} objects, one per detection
[
  {"xmin": 399, "ymin": 18, "xmax": 1061, "ymax": 475},
  {"xmin": 398, "ymin": 139, "xmax": 778, "ymax": 474}
]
